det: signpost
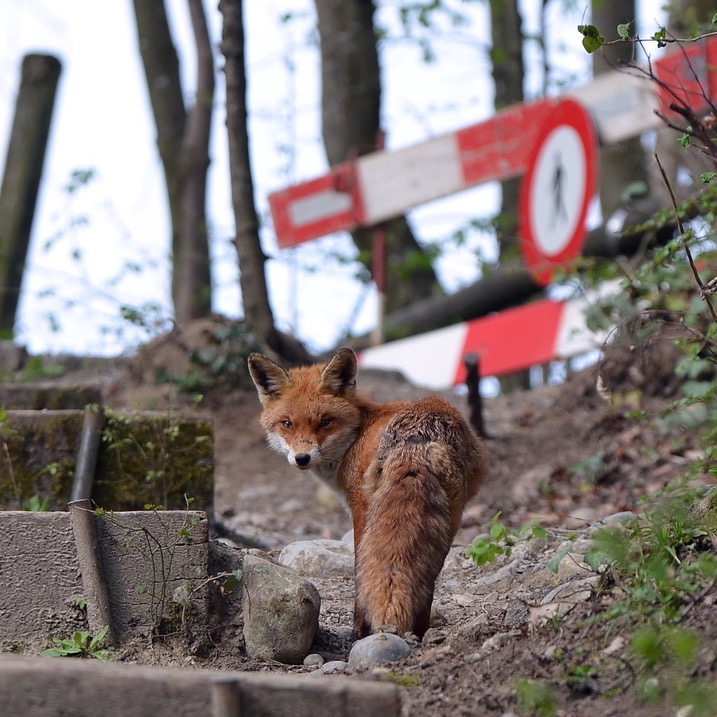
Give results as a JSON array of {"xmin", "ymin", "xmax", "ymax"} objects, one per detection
[
  {"xmin": 266, "ymin": 38, "xmax": 717, "ymax": 382},
  {"xmin": 518, "ymin": 99, "xmax": 598, "ymax": 286}
]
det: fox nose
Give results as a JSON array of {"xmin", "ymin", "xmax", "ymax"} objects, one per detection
[{"xmin": 295, "ymin": 453, "xmax": 311, "ymax": 467}]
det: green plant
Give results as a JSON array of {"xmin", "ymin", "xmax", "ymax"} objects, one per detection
[
  {"xmin": 20, "ymin": 355, "xmax": 65, "ymax": 381},
  {"xmin": 41, "ymin": 625, "xmax": 113, "ymax": 660},
  {"xmin": 514, "ymin": 678, "xmax": 556, "ymax": 717},
  {"xmin": 97, "ymin": 498, "xmax": 241, "ymax": 638},
  {"xmin": 98, "ymin": 410, "xmax": 212, "ymax": 510},
  {"xmin": 467, "ymin": 513, "xmax": 547, "ymax": 566},
  {"xmin": 586, "ymin": 487, "xmax": 717, "ymax": 624},
  {"xmin": 154, "ymin": 321, "xmax": 261, "ymax": 394},
  {"xmin": 23, "ymin": 494, "xmax": 49, "ymax": 511},
  {"xmin": 568, "ymin": 450, "xmax": 606, "ymax": 483}
]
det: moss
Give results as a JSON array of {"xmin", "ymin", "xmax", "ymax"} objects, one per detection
[
  {"xmin": 0, "ymin": 411, "xmax": 80, "ymax": 509},
  {"xmin": 0, "ymin": 410, "xmax": 213, "ymax": 511},
  {"xmin": 379, "ymin": 672, "xmax": 422, "ymax": 688},
  {"xmin": 94, "ymin": 411, "xmax": 213, "ymax": 511}
]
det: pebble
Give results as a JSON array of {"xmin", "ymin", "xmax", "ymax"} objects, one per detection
[
  {"xmin": 348, "ymin": 633, "xmax": 411, "ymax": 670},
  {"xmin": 303, "ymin": 653, "xmax": 324, "ymax": 667},
  {"xmin": 321, "ymin": 660, "xmax": 349, "ymax": 674}
]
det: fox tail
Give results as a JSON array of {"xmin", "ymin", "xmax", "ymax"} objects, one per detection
[{"xmin": 353, "ymin": 435, "xmax": 460, "ymax": 639}]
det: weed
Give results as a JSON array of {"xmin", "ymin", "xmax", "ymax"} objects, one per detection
[
  {"xmin": 22, "ymin": 494, "xmax": 49, "ymax": 511},
  {"xmin": 378, "ymin": 672, "xmax": 421, "ymax": 687},
  {"xmin": 41, "ymin": 625, "xmax": 113, "ymax": 660},
  {"xmin": 514, "ymin": 678, "xmax": 556, "ymax": 717},
  {"xmin": 466, "ymin": 512, "xmax": 547, "ymax": 566},
  {"xmin": 20, "ymin": 355, "xmax": 65, "ymax": 381},
  {"xmin": 154, "ymin": 321, "xmax": 261, "ymax": 394},
  {"xmin": 585, "ymin": 486, "xmax": 717, "ymax": 624}
]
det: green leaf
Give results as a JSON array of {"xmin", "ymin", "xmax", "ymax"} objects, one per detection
[
  {"xmin": 617, "ymin": 23, "xmax": 631, "ymax": 39},
  {"xmin": 89, "ymin": 625, "xmax": 109, "ymax": 651},
  {"xmin": 652, "ymin": 27, "xmax": 667, "ymax": 48},
  {"xmin": 547, "ymin": 546, "xmax": 572, "ymax": 574},
  {"xmin": 578, "ymin": 24, "xmax": 605, "ymax": 53}
]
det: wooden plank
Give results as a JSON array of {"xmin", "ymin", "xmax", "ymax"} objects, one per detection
[
  {"xmin": 568, "ymin": 70, "xmax": 661, "ymax": 144},
  {"xmin": 357, "ymin": 133, "xmax": 464, "ymax": 225},
  {"xmin": 269, "ymin": 163, "xmax": 359, "ymax": 247},
  {"xmin": 0, "ymin": 655, "xmax": 402, "ymax": 717}
]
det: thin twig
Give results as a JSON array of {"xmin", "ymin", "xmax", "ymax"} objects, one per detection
[{"xmin": 654, "ymin": 154, "xmax": 717, "ymax": 324}]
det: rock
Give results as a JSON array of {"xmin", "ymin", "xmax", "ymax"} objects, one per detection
[
  {"xmin": 593, "ymin": 511, "xmax": 635, "ymax": 529},
  {"xmin": 321, "ymin": 660, "xmax": 349, "ymax": 674},
  {"xmin": 242, "ymin": 552, "xmax": 321, "ymax": 664},
  {"xmin": 529, "ymin": 575, "xmax": 600, "ymax": 624},
  {"xmin": 303, "ymin": 653, "xmax": 324, "ymax": 667},
  {"xmin": 348, "ymin": 633, "xmax": 411, "ymax": 671},
  {"xmin": 503, "ymin": 599, "xmax": 529, "ymax": 629},
  {"xmin": 563, "ymin": 507, "xmax": 600, "ymax": 529},
  {"xmin": 480, "ymin": 631, "xmax": 521, "ymax": 653},
  {"xmin": 278, "ymin": 538, "xmax": 354, "ymax": 577},
  {"xmin": 473, "ymin": 558, "xmax": 527, "ymax": 594},
  {"xmin": 0, "ymin": 341, "xmax": 27, "ymax": 372},
  {"xmin": 540, "ymin": 575, "xmax": 599, "ymax": 606}
]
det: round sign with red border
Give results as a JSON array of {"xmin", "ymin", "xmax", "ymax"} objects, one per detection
[{"xmin": 519, "ymin": 98, "xmax": 597, "ymax": 286}]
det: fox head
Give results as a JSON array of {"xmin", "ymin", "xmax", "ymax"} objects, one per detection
[{"xmin": 247, "ymin": 348, "xmax": 362, "ymax": 481}]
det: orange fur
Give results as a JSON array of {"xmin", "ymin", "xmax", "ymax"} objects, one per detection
[{"xmin": 248, "ymin": 347, "xmax": 487, "ymax": 639}]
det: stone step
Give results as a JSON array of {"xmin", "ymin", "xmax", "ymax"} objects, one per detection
[
  {"xmin": 0, "ymin": 510, "xmax": 209, "ymax": 647},
  {"xmin": 0, "ymin": 381, "xmax": 103, "ymax": 409},
  {"xmin": 0, "ymin": 409, "xmax": 213, "ymax": 511}
]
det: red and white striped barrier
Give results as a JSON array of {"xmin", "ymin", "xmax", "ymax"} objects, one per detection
[{"xmin": 358, "ymin": 284, "xmax": 617, "ymax": 390}]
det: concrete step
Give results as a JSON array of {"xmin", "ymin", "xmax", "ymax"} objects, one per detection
[{"xmin": 0, "ymin": 409, "xmax": 213, "ymax": 511}]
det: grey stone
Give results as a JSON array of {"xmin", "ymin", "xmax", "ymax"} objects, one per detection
[
  {"xmin": 242, "ymin": 552, "xmax": 320, "ymax": 664},
  {"xmin": 321, "ymin": 660, "xmax": 349, "ymax": 674},
  {"xmin": 303, "ymin": 653, "xmax": 324, "ymax": 667},
  {"xmin": 503, "ymin": 599, "xmax": 530, "ymax": 629},
  {"xmin": 348, "ymin": 633, "xmax": 411, "ymax": 671},
  {"xmin": 278, "ymin": 538, "xmax": 354, "ymax": 577}
]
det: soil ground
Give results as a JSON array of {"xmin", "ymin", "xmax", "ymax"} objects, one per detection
[{"xmin": 57, "ymin": 318, "xmax": 717, "ymax": 716}]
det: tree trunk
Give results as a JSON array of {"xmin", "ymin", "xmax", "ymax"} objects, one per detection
[
  {"xmin": 355, "ymin": 207, "xmax": 674, "ymax": 347},
  {"xmin": 489, "ymin": 0, "xmax": 524, "ymax": 252},
  {"xmin": 314, "ymin": 0, "xmax": 439, "ymax": 314},
  {"xmin": 131, "ymin": 0, "xmax": 212, "ymax": 325},
  {"xmin": 489, "ymin": 0, "xmax": 527, "ymax": 389},
  {"xmin": 220, "ymin": 0, "xmax": 310, "ymax": 363},
  {"xmin": 175, "ymin": 0, "xmax": 214, "ymax": 322},
  {"xmin": 0, "ymin": 54, "xmax": 61, "ymax": 339},
  {"xmin": 591, "ymin": 0, "xmax": 648, "ymax": 219}
]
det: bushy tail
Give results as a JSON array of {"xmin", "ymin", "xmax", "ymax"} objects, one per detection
[{"xmin": 354, "ymin": 441, "xmax": 457, "ymax": 638}]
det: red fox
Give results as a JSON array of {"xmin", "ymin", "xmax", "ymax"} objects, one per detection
[{"xmin": 248, "ymin": 347, "xmax": 487, "ymax": 639}]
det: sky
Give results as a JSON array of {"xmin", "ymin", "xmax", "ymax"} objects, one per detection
[{"xmin": 0, "ymin": 0, "xmax": 663, "ymax": 357}]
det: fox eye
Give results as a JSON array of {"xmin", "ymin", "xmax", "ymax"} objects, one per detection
[
  {"xmin": 318, "ymin": 417, "xmax": 332, "ymax": 428},
  {"xmin": 281, "ymin": 419, "xmax": 293, "ymax": 429}
]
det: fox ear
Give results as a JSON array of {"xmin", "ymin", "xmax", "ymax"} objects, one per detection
[
  {"xmin": 247, "ymin": 353, "xmax": 290, "ymax": 406},
  {"xmin": 320, "ymin": 347, "xmax": 357, "ymax": 397}
]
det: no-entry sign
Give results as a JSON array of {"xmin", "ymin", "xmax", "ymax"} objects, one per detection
[{"xmin": 518, "ymin": 98, "xmax": 598, "ymax": 286}]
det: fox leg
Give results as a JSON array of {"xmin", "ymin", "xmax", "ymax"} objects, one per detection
[
  {"xmin": 353, "ymin": 597, "xmax": 371, "ymax": 638},
  {"xmin": 350, "ymin": 498, "xmax": 371, "ymax": 638},
  {"xmin": 413, "ymin": 593, "xmax": 433, "ymax": 639}
]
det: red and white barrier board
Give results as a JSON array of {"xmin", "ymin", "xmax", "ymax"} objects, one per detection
[
  {"xmin": 358, "ymin": 284, "xmax": 617, "ymax": 390},
  {"xmin": 268, "ymin": 39, "xmax": 717, "ymax": 387}
]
